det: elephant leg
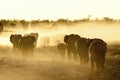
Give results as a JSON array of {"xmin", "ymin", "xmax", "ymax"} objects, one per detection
[
  {"xmin": 12, "ymin": 46, "xmax": 17, "ymax": 52},
  {"xmin": 100, "ymin": 57, "xmax": 105, "ymax": 71},
  {"xmin": 95, "ymin": 54, "xmax": 105, "ymax": 71},
  {"xmin": 101, "ymin": 54, "xmax": 105, "ymax": 70},
  {"xmin": 59, "ymin": 51, "xmax": 65, "ymax": 59},
  {"xmin": 95, "ymin": 60, "xmax": 102, "ymax": 71},
  {"xmin": 62, "ymin": 51, "xmax": 66, "ymax": 59},
  {"xmin": 80, "ymin": 59, "xmax": 84, "ymax": 65},
  {"xmin": 20, "ymin": 50, "xmax": 26, "ymax": 60},
  {"xmin": 74, "ymin": 52, "xmax": 78, "ymax": 62},
  {"xmin": 22, "ymin": 50, "xmax": 33, "ymax": 60},
  {"xmin": 91, "ymin": 56, "xmax": 95, "ymax": 70},
  {"xmin": 28, "ymin": 51, "xmax": 33, "ymax": 57},
  {"xmin": 96, "ymin": 58, "xmax": 105, "ymax": 71},
  {"xmin": 67, "ymin": 49, "xmax": 72, "ymax": 60},
  {"xmin": 78, "ymin": 52, "xmax": 83, "ymax": 64},
  {"xmin": 100, "ymin": 63, "xmax": 104, "ymax": 71}
]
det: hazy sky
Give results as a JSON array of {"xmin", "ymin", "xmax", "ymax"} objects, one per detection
[{"xmin": 0, "ymin": 0, "xmax": 120, "ymax": 20}]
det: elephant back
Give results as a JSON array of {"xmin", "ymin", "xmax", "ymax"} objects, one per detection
[
  {"xmin": 19, "ymin": 36, "xmax": 36, "ymax": 50},
  {"xmin": 89, "ymin": 39, "xmax": 107, "ymax": 54},
  {"xmin": 57, "ymin": 43, "xmax": 66, "ymax": 51}
]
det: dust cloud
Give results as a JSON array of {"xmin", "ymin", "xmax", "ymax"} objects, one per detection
[
  {"xmin": 0, "ymin": 20, "xmax": 120, "ymax": 80},
  {"xmin": 0, "ymin": 21, "xmax": 120, "ymax": 46}
]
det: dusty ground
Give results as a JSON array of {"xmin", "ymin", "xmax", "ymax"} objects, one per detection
[{"xmin": 0, "ymin": 46, "xmax": 120, "ymax": 80}]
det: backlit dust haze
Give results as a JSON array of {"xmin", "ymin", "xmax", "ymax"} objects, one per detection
[
  {"xmin": 0, "ymin": 0, "xmax": 120, "ymax": 20},
  {"xmin": 0, "ymin": 21, "xmax": 120, "ymax": 46}
]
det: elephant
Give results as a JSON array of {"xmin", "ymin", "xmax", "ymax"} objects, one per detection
[
  {"xmin": 64, "ymin": 35, "xmax": 70, "ymax": 43},
  {"xmin": 10, "ymin": 33, "xmax": 38, "ymax": 57},
  {"xmin": 39, "ymin": 36, "xmax": 50, "ymax": 47},
  {"xmin": 57, "ymin": 43, "xmax": 66, "ymax": 59},
  {"xmin": 64, "ymin": 34, "xmax": 107, "ymax": 71},
  {"xmin": 18, "ymin": 35, "xmax": 36, "ymax": 56},
  {"xmin": 77, "ymin": 37, "xmax": 107, "ymax": 71},
  {"xmin": 64, "ymin": 34, "xmax": 81, "ymax": 61},
  {"xmin": 88, "ymin": 38, "xmax": 107, "ymax": 71},
  {"xmin": 24, "ymin": 32, "xmax": 39, "ymax": 47},
  {"xmin": 77, "ymin": 37, "xmax": 89, "ymax": 65},
  {"xmin": 10, "ymin": 34, "xmax": 22, "ymax": 51}
]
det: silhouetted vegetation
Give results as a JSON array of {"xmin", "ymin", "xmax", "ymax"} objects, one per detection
[
  {"xmin": 108, "ymin": 44, "xmax": 120, "ymax": 56},
  {"xmin": 103, "ymin": 17, "xmax": 114, "ymax": 21},
  {"xmin": 0, "ymin": 22, "xmax": 4, "ymax": 31},
  {"xmin": 0, "ymin": 17, "xmax": 120, "ymax": 30}
]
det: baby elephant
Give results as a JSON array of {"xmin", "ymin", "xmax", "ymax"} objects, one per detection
[{"xmin": 57, "ymin": 43, "xmax": 66, "ymax": 59}]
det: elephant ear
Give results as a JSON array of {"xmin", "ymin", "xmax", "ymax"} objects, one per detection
[
  {"xmin": 10, "ymin": 34, "xmax": 14, "ymax": 43},
  {"xmin": 31, "ymin": 33, "xmax": 39, "ymax": 40},
  {"xmin": 10, "ymin": 34, "xmax": 22, "ymax": 44},
  {"xmin": 64, "ymin": 35, "xmax": 69, "ymax": 43}
]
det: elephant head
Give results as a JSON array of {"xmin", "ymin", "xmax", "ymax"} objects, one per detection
[{"xmin": 10, "ymin": 34, "xmax": 22, "ymax": 50}]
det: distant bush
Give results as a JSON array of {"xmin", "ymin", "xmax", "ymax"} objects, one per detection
[
  {"xmin": 108, "ymin": 44, "xmax": 120, "ymax": 56},
  {"xmin": 0, "ymin": 22, "xmax": 3, "ymax": 31}
]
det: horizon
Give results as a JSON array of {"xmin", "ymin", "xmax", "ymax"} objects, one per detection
[{"xmin": 0, "ymin": 17, "xmax": 119, "ymax": 21}]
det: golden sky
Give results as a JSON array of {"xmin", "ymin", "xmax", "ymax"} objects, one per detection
[{"xmin": 0, "ymin": 0, "xmax": 120, "ymax": 20}]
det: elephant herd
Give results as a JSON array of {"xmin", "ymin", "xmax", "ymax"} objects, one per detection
[
  {"xmin": 10, "ymin": 33, "xmax": 38, "ymax": 56},
  {"xmin": 10, "ymin": 33, "xmax": 107, "ymax": 71},
  {"xmin": 57, "ymin": 34, "xmax": 107, "ymax": 71}
]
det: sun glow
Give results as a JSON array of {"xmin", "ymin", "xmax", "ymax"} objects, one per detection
[
  {"xmin": 0, "ymin": 35, "xmax": 11, "ymax": 46},
  {"xmin": 0, "ymin": 0, "xmax": 120, "ymax": 20}
]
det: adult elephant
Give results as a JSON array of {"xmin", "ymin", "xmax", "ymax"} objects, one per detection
[
  {"xmin": 57, "ymin": 43, "xmax": 66, "ymax": 59},
  {"xmin": 24, "ymin": 32, "xmax": 39, "ymax": 47},
  {"xmin": 64, "ymin": 34, "xmax": 81, "ymax": 61},
  {"xmin": 77, "ymin": 37, "xmax": 89, "ymax": 65},
  {"xmin": 39, "ymin": 36, "xmax": 49, "ymax": 47},
  {"xmin": 18, "ymin": 35, "xmax": 36, "ymax": 56},
  {"xmin": 10, "ymin": 34, "xmax": 22, "ymax": 51},
  {"xmin": 10, "ymin": 33, "xmax": 38, "ymax": 57},
  {"xmin": 89, "ymin": 38, "xmax": 107, "ymax": 71}
]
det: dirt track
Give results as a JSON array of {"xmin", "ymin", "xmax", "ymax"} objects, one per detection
[
  {"xmin": 88, "ymin": 58, "xmax": 120, "ymax": 80},
  {"xmin": 0, "ymin": 54, "xmax": 120, "ymax": 80}
]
